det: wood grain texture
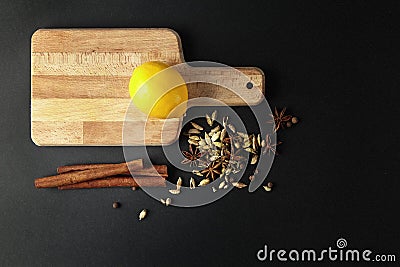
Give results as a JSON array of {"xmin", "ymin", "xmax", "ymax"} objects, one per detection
[
  {"xmin": 31, "ymin": 28, "xmax": 265, "ymax": 146},
  {"xmin": 32, "ymin": 75, "xmax": 130, "ymax": 98},
  {"xmin": 83, "ymin": 120, "xmax": 181, "ymax": 145},
  {"xmin": 31, "ymin": 29, "xmax": 183, "ymax": 53},
  {"xmin": 32, "ymin": 99, "xmax": 132, "ymax": 121},
  {"xmin": 31, "ymin": 121, "xmax": 83, "ymax": 145}
]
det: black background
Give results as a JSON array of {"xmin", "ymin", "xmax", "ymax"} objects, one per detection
[{"xmin": 1, "ymin": 0, "xmax": 399, "ymax": 266}]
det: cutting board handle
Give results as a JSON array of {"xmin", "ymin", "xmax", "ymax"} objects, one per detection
[{"xmin": 180, "ymin": 65, "xmax": 264, "ymax": 106}]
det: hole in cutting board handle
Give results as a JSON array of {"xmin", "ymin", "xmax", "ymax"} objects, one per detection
[{"xmin": 246, "ymin": 82, "xmax": 254, "ymax": 89}]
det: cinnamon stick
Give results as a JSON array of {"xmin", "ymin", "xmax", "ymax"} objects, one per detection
[
  {"xmin": 57, "ymin": 159, "xmax": 143, "ymax": 174},
  {"xmin": 57, "ymin": 162, "xmax": 167, "ymax": 176},
  {"xmin": 58, "ymin": 176, "xmax": 166, "ymax": 190},
  {"xmin": 131, "ymin": 167, "xmax": 168, "ymax": 178},
  {"xmin": 35, "ymin": 160, "xmax": 166, "ymax": 188}
]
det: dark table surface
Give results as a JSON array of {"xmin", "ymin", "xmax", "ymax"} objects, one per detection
[{"xmin": 1, "ymin": 1, "xmax": 399, "ymax": 266}]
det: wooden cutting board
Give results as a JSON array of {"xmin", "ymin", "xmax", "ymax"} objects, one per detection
[{"xmin": 31, "ymin": 28, "xmax": 265, "ymax": 146}]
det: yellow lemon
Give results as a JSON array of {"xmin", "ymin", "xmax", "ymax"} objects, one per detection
[{"xmin": 128, "ymin": 61, "xmax": 188, "ymax": 119}]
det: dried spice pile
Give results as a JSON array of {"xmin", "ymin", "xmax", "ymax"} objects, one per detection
[{"xmin": 179, "ymin": 108, "xmax": 299, "ymax": 191}]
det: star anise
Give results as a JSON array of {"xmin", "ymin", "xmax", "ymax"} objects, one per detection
[
  {"xmin": 201, "ymin": 161, "xmax": 222, "ymax": 180},
  {"xmin": 262, "ymin": 134, "xmax": 282, "ymax": 155},
  {"xmin": 268, "ymin": 107, "xmax": 292, "ymax": 132},
  {"xmin": 181, "ymin": 145, "xmax": 203, "ymax": 167}
]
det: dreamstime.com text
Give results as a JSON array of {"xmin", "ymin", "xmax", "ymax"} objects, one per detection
[{"xmin": 257, "ymin": 238, "xmax": 396, "ymax": 263}]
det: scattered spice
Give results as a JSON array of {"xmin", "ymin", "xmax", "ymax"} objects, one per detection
[
  {"xmin": 169, "ymin": 188, "xmax": 180, "ymax": 195},
  {"xmin": 112, "ymin": 202, "xmax": 120, "ymax": 209},
  {"xmin": 262, "ymin": 134, "xmax": 282, "ymax": 155},
  {"xmin": 263, "ymin": 182, "xmax": 274, "ymax": 192},
  {"xmin": 198, "ymin": 178, "xmax": 210, "ymax": 186},
  {"xmin": 169, "ymin": 189, "xmax": 181, "ymax": 195},
  {"xmin": 169, "ymin": 177, "xmax": 182, "ymax": 195},
  {"xmin": 263, "ymin": 186, "xmax": 272, "ymax": 192},
  {"xmin": 291, "ymin": 116, "xmax": 299, "ymax": 124},
  {"xmin": 189, "ymin": 177, "xmax": 196, "ymax": 189},
  {"xmin": 161, "ymin": 198, "xmax": 171, "ymax": 206},
  {"xmin": 192, "ymin": 170, "xmax": 203, "ymax": 177},
  {"xmin": 268, "ymin": 107, "xmax": 292, "ymax": 132},
  {"xmin": 138, "ymin": 209, "xmax": 147, "ymax": 220},
  {"xmin": 206, "ymin": 110, "xmax": 218, "ymax": 126},
  {"xmin": 232, "ymin": 182, "xmax": 247, "ymax": 188},
  {"xmin": 250, "ymin": 154, "xmax": 258, "ymax": 165}
]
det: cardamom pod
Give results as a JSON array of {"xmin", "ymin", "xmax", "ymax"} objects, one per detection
[
  {"xmin": 250, "ymin": 154, "xmax": 258, "ymax": 165},
  {"xmin": 232, "ymin": 182, "xmax": 247, "ymax": 188},
  {"xmin": 220, "ymin": 128, "xmax": 226, "ymax": 141},
  {"xmin": 165, "ymin": 198, "xmax": 171, "ymax": 206},
  {"xmin": 211, "ymin": 110, "xmax": 217, "ymax": 122},
  {"xmin": 169, "ymin": 189, "xmax": 181, "ymax": 195},
  {"xmin": 190, "ymin": 177, "xmax": 196, "ymax": 189},
  {"xmin": 138, "ymin": 209, "xmax": 147, "ymax": 221},
  {"xmin": 205, "ymin": 132, "xmax": 211, "ymax": 145},
  {"xmin": 188, "ymin": 129, "xmax": 201, "ymax": 134},
  {"xmin": 222, "ymin": 116, "xmax": 229, "ymax": 128},
  {"xmin": 245, "ymin": 147, "xmax": 257, "ymax": 154},
  {"xmin": 263, "ymin": 185, "xmax": 272, "ymax": 192},
  {"xmin": 213, "ymin": 142, "xmax": 222, "ymax": 148},
  {"xmin": 228, "ymin": 124, "xmax": 236, "ymax": 133},
  {"xmin": 211, "ymin": 131, "xmax": 220, "ymax": 142},
  {"xmin": 192, "ymin": 170, "xmax": 203, "ymax": 176},
  {"xmin": 252, "ymin": 135, "xmax": 257, "ymax": 150},
  {"xmin": 176, "ymin": 177, "xmax": 182, "ymax": 190},
  {"xmin": 206, "ymin": 114, "xmax": 213, "ymax": 126},
  {"xmin": 189, "ymin": 135, "xmax": 200, "ymax": 141},
  {"xmin": 198, "ymin": 178, "xmax": 210, "ymax": 186},
  {"xmin": 190, "ymin": 122, "xmax": 203, "ymax": 131},
  {"xmin": 188, "ymin": 139, "xmax": 199, "ymax": 146}
]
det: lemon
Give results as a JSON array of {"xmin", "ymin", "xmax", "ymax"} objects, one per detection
[{"xmin": 128, "ymin": 61, "xmax": 188, "ymax": 119}]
